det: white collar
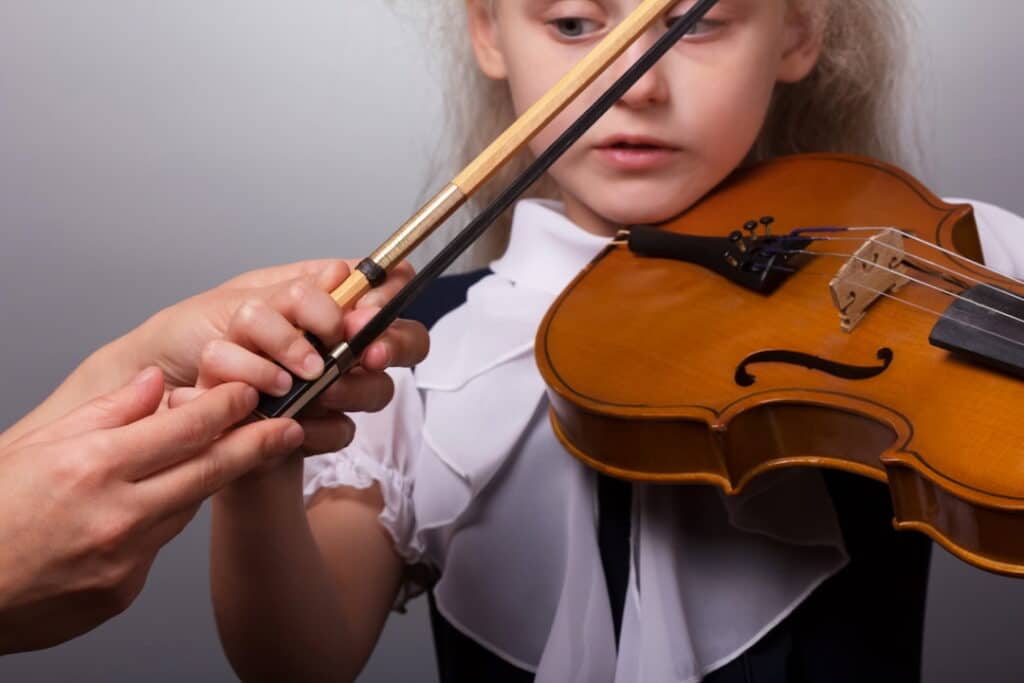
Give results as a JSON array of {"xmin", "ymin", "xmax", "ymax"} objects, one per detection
[
  {"xmin": 415, "ymin": 200, "xmax": 612, "ymax": 490},
  {"xmin": 490, "ymin": 199, "xmax": 611, "ymax": 296}
]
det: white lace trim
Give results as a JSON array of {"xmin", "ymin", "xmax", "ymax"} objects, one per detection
[{"xmin": 302, "ymin": 450, "xmax": 418, "ymax": 563}]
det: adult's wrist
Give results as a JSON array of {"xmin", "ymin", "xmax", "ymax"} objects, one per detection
[{"xmin": 73, "ymin": 322, "xmax": 155, "ymax": 399}]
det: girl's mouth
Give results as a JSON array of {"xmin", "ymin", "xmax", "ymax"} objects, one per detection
[{"xmin": 594, "ymin": 135, "xmax": 680, "ymax": 171}]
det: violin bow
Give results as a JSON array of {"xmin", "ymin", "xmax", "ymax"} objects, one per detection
[{"xmin": 257, "ymin": 0, "xmax": 720, "ymax": 419}]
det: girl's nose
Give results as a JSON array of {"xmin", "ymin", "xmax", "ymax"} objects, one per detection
[{"xmin": 614, "ymin": 33, "xmax": 669, "ymax": 109}]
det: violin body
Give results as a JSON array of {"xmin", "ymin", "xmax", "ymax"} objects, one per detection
[{"xmin": 536, "ymin": 154, "xmax": 1024, "ymax": 576}]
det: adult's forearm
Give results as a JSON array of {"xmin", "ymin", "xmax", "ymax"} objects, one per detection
[{"xmin": 211, "ymin": 463, "xmax": 360, "ymax": 682}]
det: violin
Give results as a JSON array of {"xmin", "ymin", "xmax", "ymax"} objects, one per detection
[{"xmin": 536, "ymin": 153, "xmax": 1024, "ymax": 577}]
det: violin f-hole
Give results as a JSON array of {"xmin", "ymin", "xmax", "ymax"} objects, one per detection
[{"xmin": 734, "ymin": 347, "xmax": 895, "ymax": 387}]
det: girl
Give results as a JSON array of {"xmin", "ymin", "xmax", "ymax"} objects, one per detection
[{"xmin": 206, "ymin": 1, "xmax": 1024, "ymax": 681}]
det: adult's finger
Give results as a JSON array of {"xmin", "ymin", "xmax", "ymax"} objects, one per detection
[
  {"xmin": 134, "ymin": 417, "xmax": 304, "ymax": 512},
  {"xmin": 111, "ymin": 382, "xmax": 260, "ymax": 480},
  {"xmin": 26, "ymin": 367, "xmax": 166, "ymax": 445},
  {"xmin": 167, "ymin": 386, "xmax": 205, "ymax": 409},
  {"xmin": 221, "ymin": 259, "xmax": 349, "ymax": 291},
  {"xmin": 141, "ymin": 502, "xmax": 203, "ymax": 551}
]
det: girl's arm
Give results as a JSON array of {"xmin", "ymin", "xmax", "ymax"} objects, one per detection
[
  {"xmin": 203, "ymin": 261, "xmax": 425, "ymax": 681},
  {"xmin": 211, "ymin": 459, "xmax": 402, "ymax": 682}
]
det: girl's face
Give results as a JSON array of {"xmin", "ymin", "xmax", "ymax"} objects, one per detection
[{"xmin": 467, "ymin": 0, "xmax": 823, "ymax": 235}]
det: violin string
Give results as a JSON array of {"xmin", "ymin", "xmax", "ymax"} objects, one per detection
[
  {"xmin": 800, "ymin": 235, "xmax": 996, "ymax": 296},
  {"xmin": 797, "ymin": 226, "xmax": 1024, "ymax": 291},
  {"xmin": 798, "ymin": 230, "xmax": 959, "ymax": 286},
  {"xmin": 900, "ymin": 230, "xmax": 1024, "ymax": 286},
  {"xmin": 897, "ymin": 241, "xmax": 1024, "ymax": 302},
  {"xmin": 790, "ymin": 248, "xmax": 1024, "ymax": 330},
  {"xmin": 799, "ymin": 231, "xmax": 1024, "ymax": 305},
  {"xmin": 900, "ymin": 259, "xmax": 972, "ymax": 291},
  {"xmin": 778, "ymin": 248, "xmax": 1024, "ymax": 348},
  {"xmin": 763, "ymin": 261, "xmax": 1024, "ymax": 352},
  {"xmin": 796, "ymin": 234, "xmax": 964, "ymax": 284}
]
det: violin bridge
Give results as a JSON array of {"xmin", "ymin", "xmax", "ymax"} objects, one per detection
[{"xmin": 829, "ymin": 228, "xmax": 909, "ymax": 332}]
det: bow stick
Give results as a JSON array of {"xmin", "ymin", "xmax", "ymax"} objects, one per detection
[{"xmin": 257, "ymin": 0, "xmax": 720, "ymax": 419}]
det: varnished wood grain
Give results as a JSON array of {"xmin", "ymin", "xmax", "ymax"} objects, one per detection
[{"xmin": 537, "ymin": 154, "xmax": 1024, "ymax": 576}]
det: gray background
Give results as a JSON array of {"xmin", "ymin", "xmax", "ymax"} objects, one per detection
[{"xmin": 1, "ymin": 2, "xmax": 1022, "ymax": 681}]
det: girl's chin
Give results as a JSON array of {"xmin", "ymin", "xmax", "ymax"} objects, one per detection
[
  {"xmin": 558, "ymin": 175, "xmax": 707, "ymax": 232},
  {"xmin": 586, "ymin": 197, "xmax": 698, "ymax": 227},
  {"xmin": 570, "ymin": 177, "xmax": 705, "ymax": 227}
]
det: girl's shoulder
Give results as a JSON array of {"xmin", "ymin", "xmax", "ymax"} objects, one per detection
[{"xmin": 403, "ymin": 268, "xmax": 493, "ymax": 331}]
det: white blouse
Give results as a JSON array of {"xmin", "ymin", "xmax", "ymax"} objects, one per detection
[{"xmin": 304, "ymin": 198, "xmax": 1024, "ymax": 683}]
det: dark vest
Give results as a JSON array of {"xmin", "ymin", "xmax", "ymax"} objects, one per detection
[{"xmin": 403, "ymin": 270, "xmax": 931, "ymax": 683}]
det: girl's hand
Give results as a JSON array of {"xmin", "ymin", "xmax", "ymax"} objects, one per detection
[
  {"xmin": 139, "ymin": 259, "xmax": 421, "ymax": 399},
  {"xmin": 170, "ymin": 262, "xmax": 429, "ymax": 455}
]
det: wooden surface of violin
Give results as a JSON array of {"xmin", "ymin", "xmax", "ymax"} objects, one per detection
[{"xmin": 536, "ymin": 153, "xmax": 1024, "ymax": 576}]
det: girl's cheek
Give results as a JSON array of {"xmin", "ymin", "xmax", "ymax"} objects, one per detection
[{"xmin": 703, "ymin": 55, "xmax": 778, "ymax": 130}]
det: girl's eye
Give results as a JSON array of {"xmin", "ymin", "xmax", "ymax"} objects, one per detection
[
  {"xmin": 549, "ymin": 17, "xmax": 602, "ymax": 39},
  {"xmin": 665, "ymin": 16, "xmax": 722, "ymax": 38}
]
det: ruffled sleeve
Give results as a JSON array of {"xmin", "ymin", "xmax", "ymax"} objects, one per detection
[{"xmin": 302, "ymin": 367, "xmax": 424, "ymax": 562}]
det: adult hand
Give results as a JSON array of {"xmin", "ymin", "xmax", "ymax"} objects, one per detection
[
  {"xmin": 0, "ymin": 367, "xmax": 303, "ymax": 654},
  {"xmin": 0, "ymin": 259, "xmax": 418, "ymax": 450}
]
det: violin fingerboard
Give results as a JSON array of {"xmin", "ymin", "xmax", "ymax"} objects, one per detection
[{"xmin": 929, "ymin": 284, "xmax": 1024, "ymax": 380}]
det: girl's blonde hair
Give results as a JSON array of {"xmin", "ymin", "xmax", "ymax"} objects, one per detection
[{"xmin": 412, "ymin": 0, "xmax": 908, "ymax": 265}]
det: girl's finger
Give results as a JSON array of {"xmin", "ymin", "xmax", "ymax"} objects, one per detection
[
  {"xmin": 227, "ymin": 298, "xmax": 324, "ymax": 381},
  {"xmin": 314, "ymin": 368, "xmax": 395, "ymax": 414},
  {"xmin": 355, "ymin": 260, "xmax": 416, "ymax": 309},
  {"xmin": 313, "ymin": 260, "xmax": 354, "ymax": 295},
  {"xmin": 297, "ymin": 415, "xmax": 356, "ymax": 456},
  {"xmin": 265, "ymin": 276, "xmax": 347, "ymax": 347},
  {"xmin": 197, "ymin": 339, "xmax": 294, "ymax": 397},
  {"xmin": 346, "ymin": 317, "xmax": 429, "ymax": 372}
]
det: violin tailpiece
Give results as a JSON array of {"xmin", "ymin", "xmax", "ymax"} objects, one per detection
[{"xmin": 626, "ymin": 224, "xmax": 812, "ymax": 294}]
